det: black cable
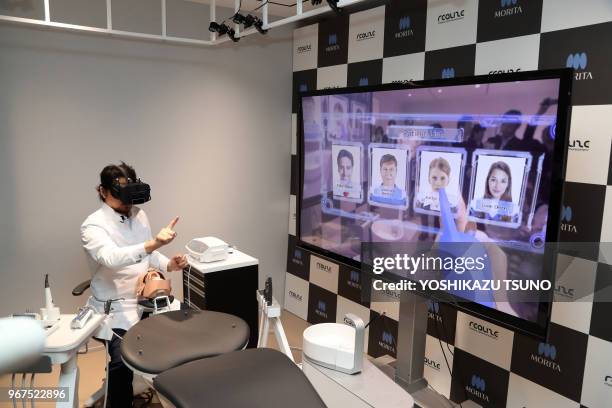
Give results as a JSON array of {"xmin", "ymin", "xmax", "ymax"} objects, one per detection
[
  {"xmin": 433, "ymin": 302, "xmax": 464, "ymax": 408},
  {"xmin": 255, "ymin": 0, "xmax": 309, "ymax": 7}
]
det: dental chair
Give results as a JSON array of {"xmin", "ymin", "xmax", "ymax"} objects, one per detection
[
  {"xmin": 120, "ymin": 309, "xmax": 250, "ymax": 383},
  {"xmin": 152, "ymin": 348, "xmax": 327, "ymax": 408}
]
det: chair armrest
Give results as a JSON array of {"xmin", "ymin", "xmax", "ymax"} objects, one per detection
[{"xmin": 72, "ymin": 279, "xmax": 92, "ymax": 296}]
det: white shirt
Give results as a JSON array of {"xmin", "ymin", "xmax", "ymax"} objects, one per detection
[{"xmin": 81, "ymin": 203, "xmax": 169, "ymax": 339}]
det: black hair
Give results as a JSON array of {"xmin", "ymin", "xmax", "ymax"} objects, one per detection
[
  {"xmin": 337, "ymin": 149, "xmax": 354, "ymax": 167},
  {"xmin": 98, "ymin": 161, "xmax": 137, "ymax": 201},
  {"xmin": 380, "ymin": 154, "xmax": 397, "ymax": 168}
]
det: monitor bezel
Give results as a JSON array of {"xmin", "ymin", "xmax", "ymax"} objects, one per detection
[{"xmin": 296, "ymin": 68, "xmax": 573, "ymax": 340}]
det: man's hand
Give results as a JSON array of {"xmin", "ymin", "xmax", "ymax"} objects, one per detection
[
  {"xmin": 145, "ymin": 217, "xmax": 179, "ymax": 253},
  {"xmin": 168, "ymin": 254, "xmax": 188, "ymax": 272}
]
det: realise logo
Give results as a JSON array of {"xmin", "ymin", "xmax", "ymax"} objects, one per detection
[
  {"xmin": 569, "ymin": 139, "xmax": 591, "ymax": 151},
  {"xmin": 358, "ymin": 77, "xmax": 369, "ymax": 86},
  {"xmin": 298, "ymin": 84, "xmax": 308, "ymax": 93},
  {"xmin": 297, "ymin": 43, "xmax": 312, "ymax": 54},
  {"xmin": 438, "ymin": 9, "xmax": 465, "ymax": 24},
  {"xmin": 469, "ymin": 321, "xmax": 499, "ymax": 339}
]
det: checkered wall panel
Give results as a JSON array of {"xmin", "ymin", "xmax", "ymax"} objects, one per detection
[{"xmin": 286, "ymin": 1, "xmax": 612, "ymax": 406}]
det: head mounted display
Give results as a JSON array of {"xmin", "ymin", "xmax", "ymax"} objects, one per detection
[{"xmin": 111, "ymin": 178, "xmax": 151, "ymax": 205}]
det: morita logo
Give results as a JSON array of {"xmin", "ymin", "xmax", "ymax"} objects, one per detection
[
  {"xmin": 530, "ymin": 343, "xmax": 562, "ymax": 372},
  {"xmin": 438, "ymin": 9, "xmax": 465, "ymax": 24},
  {"xmin": 379, "ymin": 331, "xmax": 396, "ymax": 353},
  {"xmin": 569, "ymin": 139, "xmax": 591, "ymax": 151},
  {"xmin": 292, "ymin": 249, "xmax": 304, "ymax": 266},
  {"xmin": 469, "ymin": 321, "xmax": 499, "ymax": 339},
  {"xmin": 348, "ymin": 270, "xmax": 361, "ymax": 289},
  {"xmin": 315, "ymin": 300, "xmax": 328, "ymax": 319},
  {"xmin": 326, "ymin": 34, "xmax": 340, "ymax": 52},
  {"xmin": 288, "ymin": 290, "xmax": 302, "ymax": 302},
  {"xmin": 297, "ymin": 44, "xmax": 311, "ymax": 54},
  {"xmin": 566, "ymin": 52, "xmax": 593, "ymax": 81},
  {"xmin": 465, "ymin": 375, "xmax": 489, "ymax": 402},
  {"xmin": 495, "ymin": 0, "xmax": 522, "ymax": 18},
  {"xmin": 427, "ymin": 301, "xmax": 443, "ymax": 322},
  {"xmin": 560, "ymin": 205, "xmax": 577, "ymax": 234},
  {"xmin": 395, "ymin": 16, "xmax": 414, "ymax": 39},
  {"xmin": 424, "ymin": 357, "xmax": 441, "ymax": 371},
  {"xmin": 356, "ymin": 30, "xmax": 375, "ymax": 41},
  {"xmin": 489, "ymin": 68, "xmax": 522, "ymax": 74}
]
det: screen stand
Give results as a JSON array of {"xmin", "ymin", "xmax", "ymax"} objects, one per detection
[{"xmin": 390, "ymin": 293, "xmax": 476, "ymax": 408}]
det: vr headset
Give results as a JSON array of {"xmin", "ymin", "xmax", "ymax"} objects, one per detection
[{"xmin": 110, "ymin": 177, "xmax": 151, "ymax": 205}]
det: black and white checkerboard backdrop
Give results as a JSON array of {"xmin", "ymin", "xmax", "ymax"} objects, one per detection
[{"xmin": 285, "ymin": 1, "xmax": 612, "ymax": 406}]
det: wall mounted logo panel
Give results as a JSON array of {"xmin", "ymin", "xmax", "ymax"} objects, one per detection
[
  {"xmin": 338, "ymin": 264, "xmax": 371, "ymax": 307},
  {"xmin": 284, "ymin": 272, "xmax": 309, "ymax": 320},
  {"xmin": 316, "ymin": 64, "xmax": 348, "ymax": 90},
  {"xmin": 317, "ymin": 15, "xmax": 349, "ymax": 68},
  {"xmin": 559, "ymin": 182, "xmax": 606, "ymax": 261},
  {"xmin": 551, "ymin": 254, "xmax": 596, "ymax": 334},
  {"xmin": 347, "ymin": 59, "xmax": 383, "ymax": 88},
  {"xmin": 425, "ymin": 300, "xmax": 457, "ymax": 345},
  {"xmin": 367, "ymin": 310, "xmax": 398, "ymax": 358},
  {"xmin": 286, "ymin": 235, "xmax": 310, "ymax": 281},
  {"xmin": 510, "ymin": 323, "xmax": 588, "ymax": 402},
  {"xmin": 565, "ymin": 106, "xmax": 612, "ymax": 185},
  {"xmin": 541, "ymin": 0, "xmax": 612, "ymax": 33},
  {"xmin": 382, "ymin": 53, "xmax": 425, "ymax": 84},
  {"xmin": 383, "ymin": 0, "xmax": 427, "ymax": 57},
  {"xmin": 293, "ymin": 24, "xmax": 319, "ymax": 71},
  {"xmin": 506, "ymin": 373, "xmax": 580, "ymax": 408},
  {"xmin": 477, "ymin": 0, "xmax": 543, "ymax": 42},
  {"xmin": 455, "ymin": 312, "xmax": 514, "ymax": 370},
  {"xmin": 307, "ymin": 283, "xmax": 337, "ymax": 325},
  {"xmin": 424, "ymin": 334, "xmax": 454, "ymax": 398},
  {"xmin": 309, "ymin": 254, "xmax": 339, "ymax": 293},
  {"xmin": 539, "ymin": 22, "xmax": 612, "ymax": 105},
  {"xmin": 581, "ymin": 334, "xmax": 612, "ymax": 407},
  {"xmin": 348, "ymin": 6, "xmax": 385, "ymax": 63},
  {"xmin": 450, "ymin": 349, "xmax": 509, "ymax": 407},
  {"xmin": 589, "ymin": 263, "xmax": 612, "ymax": 343},
  {"xmin": 474, "ymin": 35, "xmax": 540, "ymax": 75},
  {"xmin": 292, "ymin": 69, "xmax": 317, "ymax": 113},
  {"xmin": 424, "ymin": 44, "xmax": 476, "ymax": 80},
  {"xmin": 425, "ymin": 0, "xmax": 478, "ymax": 51}
]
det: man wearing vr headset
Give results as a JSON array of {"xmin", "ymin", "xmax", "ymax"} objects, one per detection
[{"xmin": 81, "ymin": 162, "xmax": 188, "ymax": 406}]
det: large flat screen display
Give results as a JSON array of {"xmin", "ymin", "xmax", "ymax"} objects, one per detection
[{"xmin": 298, "ymin": 70, "xmax": 572, "ymax": 337}]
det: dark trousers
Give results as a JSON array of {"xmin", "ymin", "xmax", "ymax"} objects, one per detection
[{"xmin": 106, "ymin": 329, "xmax": 133, "ymax": 407}]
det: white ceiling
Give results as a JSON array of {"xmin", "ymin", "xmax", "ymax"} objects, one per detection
[{"xmin": 187, "ymin": 0, "xmax": 321, "ymax": 18}]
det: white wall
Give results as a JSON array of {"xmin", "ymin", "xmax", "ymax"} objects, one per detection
[{"xmin": 0, "ymin": 23, "xmax": 293, "ymax": 315}]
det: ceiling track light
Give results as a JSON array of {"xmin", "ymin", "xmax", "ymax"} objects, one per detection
[
  {"xmin": 311, "ymin": 0, "xmax": 342, "ymax": 14},
  {"xmin": 233, "ymin": 12, "xmax": 267, "ymax": 34},
  {"xmin": 209, "ymin": 21, "xmax": 239, "ymax": 42}
]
